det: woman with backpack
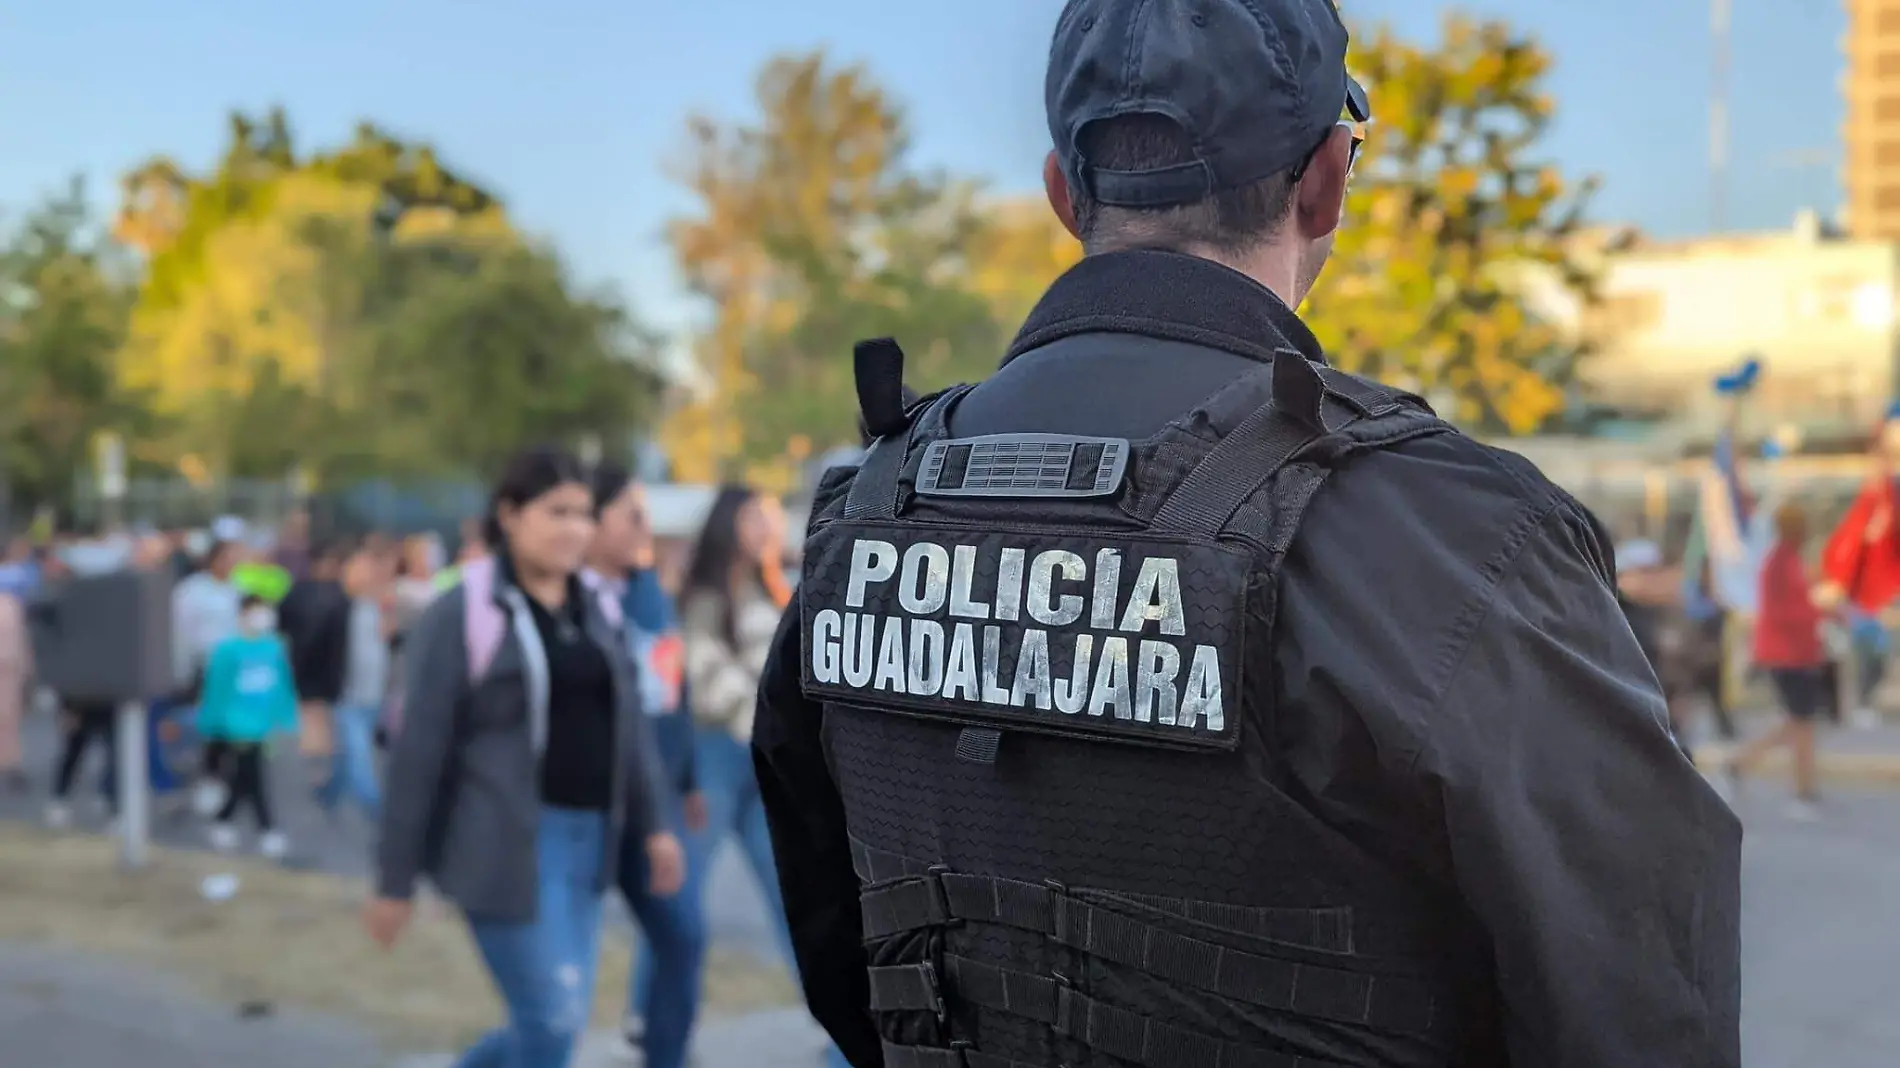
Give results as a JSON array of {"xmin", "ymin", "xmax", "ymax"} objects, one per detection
[{"xmin": 365, "ymin": 446, "xmax": 685, "ymax": 1068}]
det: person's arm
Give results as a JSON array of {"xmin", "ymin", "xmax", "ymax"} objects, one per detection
[
  {"xmin": 268, "ymin": 643, "xmax": 301, "ymax": 734},
  {"xmin": 614, "ymin": 625, "xmax": 670, "ymax": 844},
  {"xmin": 752, "ymin": 587, "xmax": 879, "ymax": 1068},
  {"xmin": 195, "ymin": 643, "xmax": 232, "ymax": 738},
  {"xmin": 1417, "ymin": 500, "xmax": 1742, "ymax": 1068},
  {"xmin": 375, "ymin": 591, "xmax": 469, "ymax": 901},
  {"xmin": 677, "ymin": 676, "xmax": 698, "ymax": 794}
]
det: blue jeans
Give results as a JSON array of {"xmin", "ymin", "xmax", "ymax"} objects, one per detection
[
  {"xmin": 456, "ymin": 806, "xmax": 609, "ymax": 1068},
  {"xmin": 100, "ymin": 700, "xmax": 184, "ymax": 802},
  {"xmin": 633, "ymin": 730, "xmax": 850, "ymax": 1068},
  {"xmin": 315, "ymin": 702, "xmax": 381, "ymax": 818},
  {"xmin": 619, "ymin": 801, "xmax": 708, "ymax": 1068}
]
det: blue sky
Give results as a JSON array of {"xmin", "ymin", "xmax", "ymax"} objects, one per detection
[{"xmin": 0, "ymin": 0, "xmax": 1847, "ymax": 332}]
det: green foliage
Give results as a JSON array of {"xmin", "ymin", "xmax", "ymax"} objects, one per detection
[
  {"xmin": 113, "ymin": 110, "xmax": 660, "ymax": 483},
  {"xmin": 0, "ymin": 178, "xmax": 144, "ymax": 514},
  {"xmin": 1302, "ymin": 15, "xmax": 1598, "ymax": 433},
  {"xmin": 666, "ymin": 52, "xmax": 1018, "ymax": 490}
]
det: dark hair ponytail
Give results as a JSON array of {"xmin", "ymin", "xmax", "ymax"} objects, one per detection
[{"xmin": 484, "ymin": 445, "xmax": 590, "ymax": 551}]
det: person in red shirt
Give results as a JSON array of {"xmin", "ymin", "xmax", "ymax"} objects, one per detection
[{"xmin": 1729, "ymin": 502, "xmax": 1826, "ymax": 814}]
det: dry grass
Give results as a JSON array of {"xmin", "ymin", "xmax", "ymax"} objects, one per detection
[{"xmin": 0, "ymin": 825, "xmax": 796, "ymax": 1051}]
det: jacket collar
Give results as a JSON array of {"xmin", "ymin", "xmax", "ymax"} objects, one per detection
[{"xmin": 1003, "ymin": 249, "xmax": 1326, "ymax": 368}]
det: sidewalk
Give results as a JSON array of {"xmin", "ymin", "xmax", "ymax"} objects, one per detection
[
  {"xmin": 1696, "ymin": 721, "xmax": 1900, "ymax": 786},
  {"xmin": 6, "ymin": 787, "xmax": 1898, "ymax": 1067}
]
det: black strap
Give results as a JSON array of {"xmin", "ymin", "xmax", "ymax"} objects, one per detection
[
  {"xmin": 904, "ymin": 955, "xmax": 1349, "ymax": 1068},
  {"xmin": 1151, "ymin": 356, "xmax": 1408, "ymax": 537},
  {"xmin": 855, "ymin": 337, "xmax": 910, "ymax": 439},
  {"xmin": 859, "ymin": 872, "xmax": 1439, "ymax": 1038},
  {"xmin": 879, "ymin": 1041, "xmax": 1034, "ymax": 1068},
  {"xmin": 843, "ymin": 386, "xmax": 970, "ymax": 522},
  {"xmin": 869, "ymin": 962, "xmax": 947, "ymax": 1019}
]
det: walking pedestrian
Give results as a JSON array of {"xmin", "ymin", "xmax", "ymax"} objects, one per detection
[
  {"xmin": 585, "ymin": 463, "xmax": 708, "ymax": 1068},
  {"xmin": 314, "ymin": 546, "xmax": 388, "ymax": 821},
  {"xmin": 279, "ymin": 541, "xmax": 352, "ymax": 765},
  {"xmin": 1727, "ymin": 502, "xmax": 1829, "ymax": 817},
  {"xmin": 678, "ymin": 486, "xmax": 848, "ymax": 1066},
  {"xmin": 367, "ymin": 446, "xmax": 682, "ymax": 1068},
  {"xmin": 198, "ymin": 594, "xmax": 299, "ymax": 857},
  {"xmin": 174, "ymin": 540, "xmax": 244, "ymax": 814},
  {"xmin": 0, "ymin": 586, "xmax": 30, "ymax": 792}
]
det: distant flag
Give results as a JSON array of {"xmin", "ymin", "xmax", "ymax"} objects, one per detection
[{"xmin": 1683, "ymin": 356, "xmax": 1773, "ymax": 615}]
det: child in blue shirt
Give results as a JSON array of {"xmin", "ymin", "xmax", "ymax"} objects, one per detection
[{"xmin": 197, "ymin": 594, "xmax": 298, "ymax": 858}]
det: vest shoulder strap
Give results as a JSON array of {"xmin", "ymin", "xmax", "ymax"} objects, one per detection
[
  {"xmin": 844, "ymin": 383, "xmax": 974, "ymax": 522},
  {"xmin": 1151, "ymin": 353, "xmax": 1442, "ymax": 539}
]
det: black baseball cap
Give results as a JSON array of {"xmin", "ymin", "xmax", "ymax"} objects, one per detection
[{"xmin": 1046, "ymin": 0, "xmax": 1370, "ymax": 209}]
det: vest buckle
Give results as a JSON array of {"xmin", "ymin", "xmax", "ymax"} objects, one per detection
[
  {"xmin": 919, "ymin": 959, "xmax": 948, "ymax": 1023},
  {"xmin": 1050, "ymin": 976, "xmax": 1079, "ymax": 1038},
  {"xmin": 1043, "ymin": 878, "xmax": 1071, "ymax": 943},
  {"xmin": 925, "ymin": 865, "xmax": 961, "ymax": 928}
]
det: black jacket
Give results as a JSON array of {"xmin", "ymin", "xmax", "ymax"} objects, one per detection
[
  {"xmin": 752, "ymin": 250, "xmax": 1742, "ymax": 1068},
  {"xmin": 279, "ymin": 578, "xmax": 349, "ymax": 703}
]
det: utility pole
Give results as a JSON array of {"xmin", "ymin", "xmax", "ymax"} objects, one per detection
[{"xmin": 1710, "ymin": 0, "xmax": 1732, "ymax": 233}]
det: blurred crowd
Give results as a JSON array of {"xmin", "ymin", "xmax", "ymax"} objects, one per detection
[
  {"xmin": 1615, "ymin": 497, "xmax": 1894, "ymax": 820},
  {"xmin": 0, "ymin": 461, "xmax": 818, "ymax": 1068}
]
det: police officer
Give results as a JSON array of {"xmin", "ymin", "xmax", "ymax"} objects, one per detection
[{"xmin": 752, "ymin": 1, "xmax": 1742, "ymax": 1065}]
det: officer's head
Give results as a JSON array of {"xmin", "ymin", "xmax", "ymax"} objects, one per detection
[{"xmin": 1041, "ymin": 0, "xmax": 1368, "ymax": 306}]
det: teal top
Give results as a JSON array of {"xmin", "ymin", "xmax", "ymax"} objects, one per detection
[{"xmin": 197, "ymin": 633, "xmax": 299, "ymax": 742}]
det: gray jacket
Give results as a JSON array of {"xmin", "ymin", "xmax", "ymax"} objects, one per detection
[{"xmin": 374, "ymin": 580, "xmax": 667, "ymax": 922}]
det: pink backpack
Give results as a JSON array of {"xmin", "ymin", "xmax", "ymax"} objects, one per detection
[{"xmin": 380, "ymin": 557, "xmax": 621, "ymax": 739}]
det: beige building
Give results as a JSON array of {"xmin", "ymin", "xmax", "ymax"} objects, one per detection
[
  {"xmin": 1526, "ymin": 211, "xmax": 1900, "ymax": 440},
  {"xmin": 1845, "ymin": 0, "xmax": 1900, "ymax": 238}
]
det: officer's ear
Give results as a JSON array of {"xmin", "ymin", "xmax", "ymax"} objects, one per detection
[
  {"xmin": 1044, "ymin": 151, "xmax": 1083, "ymax": 241},
  {"xmin": 1292, "ymin": 126, "xmax": 1352, "ymax": 242}
]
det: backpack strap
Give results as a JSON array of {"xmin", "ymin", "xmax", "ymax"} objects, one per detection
[
  {"xmin": 1151, "ymin": 353, "xmax": 1418, "ymax": 538},
  {"xmin": 461, "ymin": 556, "xmax": 505, "ymax": 684}
]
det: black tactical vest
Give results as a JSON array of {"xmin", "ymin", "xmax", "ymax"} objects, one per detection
[{"xmin": 799, "ymin": 339, "xmax": 1488, "ymax": 1068}]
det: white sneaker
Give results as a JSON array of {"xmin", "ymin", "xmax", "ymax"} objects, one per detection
[
  {"xmin": 207, "ymin": 822, "xmax": 240, "ymax": 853},
  {"xmin": 257, "ymin": 831, "xmax": 288, "ymax": 860},
  {"xmin": 43, "ymin": 802, "xmax": 71, "ymax": 829},
  {"xmin": 1850, "ymin": 706, "xmax": 1882, "ymax": 730},
  {"xmin": 192, "ymin": 779, "xmax": 228, "ymax": 817},
  {"xmin": 1786, "ymin": 798, "xmax": 1823, "ymax": 822}
]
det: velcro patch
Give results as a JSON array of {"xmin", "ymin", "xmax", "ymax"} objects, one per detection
[{"xmin": 800, "ymin": 522, "xmax": 1250, "ymax": 752}]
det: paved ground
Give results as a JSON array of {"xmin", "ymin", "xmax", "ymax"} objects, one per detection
[
  {"xmin": 2, "ymin": 707, "xmax": 1898, "ymax": 1065},
  {"xmin": 0, "ymin": 708, "xmax": 791, "ymax": 959}
]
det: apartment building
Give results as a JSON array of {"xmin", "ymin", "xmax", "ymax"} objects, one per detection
[{"xmin": 1845, "ymin": 0, "xmax": 1900, "ymax": 238}]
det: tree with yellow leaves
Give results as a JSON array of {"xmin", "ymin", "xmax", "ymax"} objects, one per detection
[
  {"xmin": 1302, "ymin": 15, "xmax": 1598, "ymax": 434},
  {"xmin": 666, "ymin": 52, "xmax": 1076, "ymax": 490}
]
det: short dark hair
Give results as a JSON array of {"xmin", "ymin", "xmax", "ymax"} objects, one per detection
[
  {"xmin": 1069, "ymin": 114, "xmax": 1296, "ymax": 257},
  {"xmin": 588, "ymin": 460, "xmax": 634, "ymax": 519}
]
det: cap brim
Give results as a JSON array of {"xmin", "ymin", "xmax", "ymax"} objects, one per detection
[{"xmin": 1345, "ymin": 75, "xmax": 1370, "ymax": 123}]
